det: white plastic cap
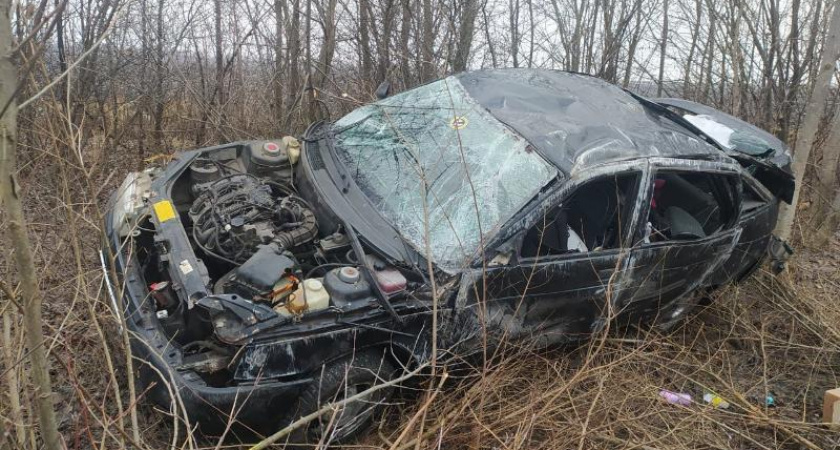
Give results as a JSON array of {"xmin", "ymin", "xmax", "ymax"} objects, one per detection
[{"xmin": 304, "ymin": 278, "xmax": 324, "ymax": 291}]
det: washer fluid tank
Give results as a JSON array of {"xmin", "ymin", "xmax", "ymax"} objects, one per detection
[{"xmin": 276, "ymin": 278, "xmax": 330, "ymax": 317}]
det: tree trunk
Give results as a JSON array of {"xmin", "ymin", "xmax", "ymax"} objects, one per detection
[
  {"xmin": 584, "ymin": 0, "xmax": 600, "ymax": 73},
  {"xmin": 509, "ymin": 0, "xmax": 520, "ymax": 68},
  {"xmin": 138, "ymin": 0, "xmax": 149, "ymax": 156},
  {"xmin": 376, "ymin": 0, "xmax": 394, "ymax": 82},
  {"xmin": 214, "ymin": 0, "xmax": 225, "ymax": 140},
  {"xmin": 286, "ymin": 0, "xmax": 301, "ymax": 130},
  {"xmin": 316, "ymin": 0, "xmax": 338, "ymax": 87},
  {"xmin": 701, "ymin": 0, "xmax": 716, "ymax": 102},
  {"xmin": 153, "ymin": 0, "xmax": 165, "ymax": 149},
  {"xmin": 421, "ymin": 0, "xmax": 434, "ymax": 80},
  {"xmin": 622, "ymin": 3, "xmax": 642, "ymax": 88},
  {"xmin": 483, "ymin": 1, "xmax": 497, "ymax": 68},
  {"xmin": 2, "ymin": 308, "xmax": 24, "ymax": 447},
  {"xmin": 657, "ymin": 0, "xmax": 669, "ymax": 96},
  {"xmin": 303, "ymin": 0, "xmax": 313, "ymax": 123},
  {"xmin": 274, "ymin": 0, "xmax": 285, "ymax": 125},
  {"xmin": 0, "ymin": 0, "xmax": 62, "ymax": 448},
  {"xmin": 359, "ymin": 0, "xmax": 373, "ymax": 81},
  {"xmin": 452, "ymin": 0, "xmax": 479, "ymax": 71},
  {"xmin": 779, "ymin": 0, "xmax": 802, "ymax": 141},
  {"xmin": 814, "ymin": 102, "xmax": 840, "ymax": 241},
  {"xmin": 527, "ymin": 0, "xmax": 534, "ymax": 67},
  {"xmin": 399, "ymin": 0, "xmax": 413, "ymax": 82},
  {"xmin": 683, "ymin": 0, "xmax": 702, "ymax": 97},
  {"xmin": 775, "ymin": 0, "xmax": 840, "ymax": 241}
]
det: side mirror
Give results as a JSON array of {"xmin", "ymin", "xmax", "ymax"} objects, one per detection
[{"xmin": 375, "ymin": 81, "xmax": 391, "ymax": 99}]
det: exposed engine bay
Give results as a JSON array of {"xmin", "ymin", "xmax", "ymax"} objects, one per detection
[
  {"xmin": 189, "ymin": 174, "xmax": 317, "ymax": 266},
  {"xmin": 115, "ymin": 138, "xmax": 412, "ymax": 382}
]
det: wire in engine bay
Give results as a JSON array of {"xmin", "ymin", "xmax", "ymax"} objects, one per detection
[{"xmin": 188, "ymin": 174, "xmax": 317, "ymax": 265}]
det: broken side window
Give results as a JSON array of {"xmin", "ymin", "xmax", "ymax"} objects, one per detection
[
  {"xmin": 520, "ymin": 173, "xmax": 638, "ymax": 258},
  {"xmin": 332, "ymin": 77, "xmax": 558, "ymax": 270},
  {"xmin": 740, "ymin": 178, "xmax": 769, "ymax": 214},
  {"xmin": 645, "ymin": 171, "xmax": 738, "ymax": 242}
]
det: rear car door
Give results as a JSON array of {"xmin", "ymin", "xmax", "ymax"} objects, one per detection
[
  {"xmin": 619, "ymin": 162, "xmax": 742, "ymax": 325},
  {"xmin": 470, "ymin": 169, "xmax": 641, "ymax": 347},
  {"xmin": 707, "ymin": 174, "xmax": 778, "ymax": 285}
]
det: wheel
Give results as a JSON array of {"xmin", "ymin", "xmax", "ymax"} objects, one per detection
[{"xmin": 296, "ymin": 351, "xmax": 396, "ymax": 444}]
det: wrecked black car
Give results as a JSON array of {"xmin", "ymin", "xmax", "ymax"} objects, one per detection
[{"xmin": 103, "ymin": 69, "xmax": 794, "ymax": 443}]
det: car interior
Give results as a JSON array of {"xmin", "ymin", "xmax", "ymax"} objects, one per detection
[
  {"xmin": 740, "ymin": 180, "xmax": 768, "ymax": 214},
  {"xmin": 646, "ymin": 171, "xmax": 737, "ymax": 242},
  {"xmin": 521, "ymin": 174, "xmax": 637, "ymax": 257}
]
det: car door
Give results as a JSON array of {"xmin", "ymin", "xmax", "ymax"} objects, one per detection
[
  {"xmin": 463, "ymin": 169, "xmax": 641, "ymax": 347},
  {"xmin": 618, "ymin": 163, "xmax": 742, "ymax": 325},
  {"xmin": 707, "ymin": 174, "xmax": 778, "ymax": 285}
]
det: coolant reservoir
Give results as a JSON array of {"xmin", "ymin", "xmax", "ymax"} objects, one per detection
[
  {"xmin": 244, "ymin": 140, "xmax": 292, "ymax": 182},
  {"xmin": 276, "ymin": 278, "xmax": 330, "ymax": 317}
]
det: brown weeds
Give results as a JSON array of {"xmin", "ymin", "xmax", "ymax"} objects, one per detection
[
  {"xmin": 2, "ymin": 98, "xmax": 840, "ymax": 449},
  {"xmin": 373, "ymin": 267, "xmax": 840, "ymax": 450}
]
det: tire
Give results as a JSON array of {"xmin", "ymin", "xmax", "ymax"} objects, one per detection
[{"xmin": 296, "ymin": 351, "xmax": 396, "ymax": 444}]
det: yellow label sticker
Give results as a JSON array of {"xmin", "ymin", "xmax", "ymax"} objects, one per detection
[
  {"xmin": 153, "ymin": 200, "xmax": 177, "ymax": 222},
  {"xmin": 449, "ymin": 116, "xmax": 469, "ymax": 130}
]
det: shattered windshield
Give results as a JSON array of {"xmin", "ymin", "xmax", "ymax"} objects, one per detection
[{"xmin": 333, "ymin": 77, "xmax": 557, "ymax": 270}]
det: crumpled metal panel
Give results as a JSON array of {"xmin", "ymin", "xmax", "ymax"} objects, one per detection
[
  {"xmin": 456, "ymin": 69, "xmax": 726, "ymax": 175},
  {"xmin": 334, "ymin": 76, "xmax": 557, "ymax": 270},
  {"xmin": 654, "ymin": 97, "xmax": 792, "ymax": 170}
]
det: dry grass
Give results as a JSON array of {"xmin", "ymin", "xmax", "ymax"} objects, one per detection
[
  {"xmin": 372, "ymin": 266, "xmax": 840, "ymax": 450},
  {"xmin": 2, "ymin": 117, "xmax": 840, "ymax": 449}
]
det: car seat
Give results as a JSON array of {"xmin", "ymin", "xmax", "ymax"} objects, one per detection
[{"xmin": 665, "ymin": 206, "xmax": 706, "ymax": 239}]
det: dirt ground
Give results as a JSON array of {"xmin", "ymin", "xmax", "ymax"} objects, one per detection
[{"xmin": 3, "ymin": 144, "xmax": 840, "ymax": 449}]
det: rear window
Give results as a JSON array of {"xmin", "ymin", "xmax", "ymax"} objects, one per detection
[{"xmin": 683, "ymin": 113, "xmax": 778, "ymax": 157}]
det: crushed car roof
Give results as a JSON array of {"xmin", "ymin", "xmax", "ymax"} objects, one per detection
[{"xmin": 456, "ymin": 69, "xmax": 727, "ymax": 176}]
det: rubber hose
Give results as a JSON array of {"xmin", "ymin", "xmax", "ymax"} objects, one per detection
[{"xmin": 275, "ymin": 204, "xmax": 318, "ymax": 249}]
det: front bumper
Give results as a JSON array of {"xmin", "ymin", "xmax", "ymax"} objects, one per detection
[{"xmin": 103, "ymin": 211, "xmax": 312, "ymax": 439}]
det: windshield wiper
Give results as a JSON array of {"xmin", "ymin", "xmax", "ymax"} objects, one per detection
[{"xmin": 322, "ymin": 127, "xmax": 353, "ymax": 193}]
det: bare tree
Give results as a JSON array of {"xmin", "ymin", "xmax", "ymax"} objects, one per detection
[
  {"xmin": 657, "ymin": 0, "xmax": 668, "ymax": 96},
  {"xmin": 359, "ymin": 0, "xmax": 374, "ymax": 81},
  {"xmin": 814, "ymin": 102, "xmax": 840, "ymax": 241},
  {"xmin": 0, "ymin": 1, "xmax": 61, "ymax": 449},
  {"xmin": 775, "ymin": 0, "xmax": 840, "ymax": 241},
  {"xmin": 682, "ymin": 0, "xmax": 703, "ymax": 96},
  {"xmin": 274, "ymin": 0, "xmax": 285, "ymax": 123},
  {"xmin": 421, "ymin": 0, "xmax": 434, "ymax": 80},
  {"xmin": 451, "ymin": 0, "xmax": 480, "ymax": 71}
]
